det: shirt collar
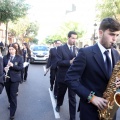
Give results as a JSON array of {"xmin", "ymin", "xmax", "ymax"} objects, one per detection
[
  {"xmin": 10, "ymin": 54, "xmax": 15, "ymax": 57},
  {"xmin": 67, "ymin": 43, "xmax": 73, "ymax": 49},
  {"xmin": 97, "ymin": 42, "xmax": 111, "ymax": 54}
]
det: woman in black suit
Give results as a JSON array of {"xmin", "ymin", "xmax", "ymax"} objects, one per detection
[
  {"xmin": 14, "ymin": 42, "xmax": 23, "ymax": 84},
  {"xmin": 3, "ymin": 43, "xmax": 23, "ymax": 120},
  {"xmin": 22, "ymin": 42, "xmax": 31, "ymax": 81}
]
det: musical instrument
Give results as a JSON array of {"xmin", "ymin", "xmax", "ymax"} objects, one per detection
[
  {"xmin": 98, "ymin": 61, "xmax": 120, "ymax": 120},
  {"xmin": 44, "ymin": 67, "xmax": 51, "ymax": 76},
  {"xmin": 4, "ymin": 59, "xmax": 10, "ymax": 82}
]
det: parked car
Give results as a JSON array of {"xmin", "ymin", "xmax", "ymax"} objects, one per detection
[{"xmin": 30, "ymin": 45, "xmax": 49, "ymax": 64}]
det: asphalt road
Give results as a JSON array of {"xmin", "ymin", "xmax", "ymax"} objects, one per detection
[
  {"xmin": 0, "ymin": 64, "xmax": 80, "ymax": 120},
  {"xmin": 0, "ymin": 64, "xmax": 120, "ymax": 120}
]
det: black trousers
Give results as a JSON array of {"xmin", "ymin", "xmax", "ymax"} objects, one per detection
[
  {"xmin": 24, "ymin": 65, "xmax": 29, "ymax": 80},
  {"xmin": 50, "ymin": 68, "xmax": 58, "ymax": 96},
  {"xmin": 57, "ymin": 82, "xmax": 76, "ymax": 120},
  {"xmin": 4, "ymin": 80, "xmax": 19, "ymax": 117},
  {"xmin": 21, "ymin": 69, "xmax": 24, "ymax": 81}
]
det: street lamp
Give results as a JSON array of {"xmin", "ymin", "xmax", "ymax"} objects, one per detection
[{"xmin": 93, "ymin": 23, "xmax": 97, "ymax": 44}]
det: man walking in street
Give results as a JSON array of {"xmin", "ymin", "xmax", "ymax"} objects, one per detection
[
  {"xmin": 46, "ymin": 40, "xmax": 62, "ymax": 99},
  {"xmin": 65, "ymin": 18, "xmax": 120, "ymax": 120},
  {"xmin": 55, "ymin": 31, "xmax": 79, "ymax": 120},
  {"xmin": 0, "ymin": 57, "xmax": 4, "ymax": 94}
]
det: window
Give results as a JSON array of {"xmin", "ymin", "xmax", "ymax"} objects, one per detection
[{"xmin": 33, "ymin": 46, "xmax": 48, "ymax": 51}]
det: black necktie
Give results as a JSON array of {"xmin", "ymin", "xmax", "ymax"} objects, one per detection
[
  {"xmin": 70, "ymin": 46, "xmax": 73, "ymax": 54},
  {"xmin": 10, "ymin": 56, "xmax": 13, "ymax": 62},
  {"xmin": 104, "ymin": 50, "xmax": 112, "ymax": 78}
]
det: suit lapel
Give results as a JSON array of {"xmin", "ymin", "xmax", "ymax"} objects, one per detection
[
  {"xmin": 64, "ymin": 44, "xmax": 73, "ymax": 58},
  {"xmin": 93, "ymin": 44, "xmax": 108, "ymax": 79},
  {"xmin": 12, "ymin": 55, "xmax": 17, "ymax": 63},
  {"xmin": 111, "ymin": 48, "xmax": 118, "ymax": 68}
]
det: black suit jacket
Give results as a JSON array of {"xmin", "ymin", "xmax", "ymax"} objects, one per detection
[
  {"xmin": 21, "ymin": 48, "xmax": 31, "ymax": 62},
  {"xmin": 46, "ymin": 47, "xmax": 58, "ymax": 69},
  {"xmin": 0, "ymin": 42, "xmax": 4, "ymax": 52},
  {"xmin": 57, "ymin": 44, "xmax": 79, "ymax": 83},
  {"xmin": 65, "ymin": 44, "xmax": 120, "ymax": 120},
  {"xmin": 0, "ymin": 57, "xmax": 4, "ymax": 94},
  {"xmin": 3, "ymin": 55, "xmax": 23, "ymax": 82}
]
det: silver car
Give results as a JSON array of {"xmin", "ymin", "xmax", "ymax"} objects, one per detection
[{"xmin": 30, "ymin": 45, "xmax": 49, "ymax": 64}]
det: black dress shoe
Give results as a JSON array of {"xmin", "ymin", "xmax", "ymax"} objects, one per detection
[
  {"xmin": 24, "ymin": 79, "xmax": 27, "ymax": 82},
  {"xmin": 55, "ymin": 106, "xmax": 60, "ymax": 112},
  {"xmin": 50, "ymin": 86, "xmax": 53, "ymax": 91},
  {"xmin": 16, "ymin": 92, "xmax": 18, "ymax": 96},
  {"xmin": 54, "ymin": 95, "xmax": 57, "ymax": 99},
  {"xmin": 10, "ymin": 116, "xmax": 14, "ymax": 120},
  {"xmin": 20, "ymin": 81, "xmax": 23, "ymax": 84}
]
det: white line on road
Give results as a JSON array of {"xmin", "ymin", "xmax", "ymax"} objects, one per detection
[
  {"xmin": 43, "ymin": 66, "xmax": 46, "ymax": 72},
  {"xmin": 49, "ymin": 88, "xmax": 60, "ymax": 119}
]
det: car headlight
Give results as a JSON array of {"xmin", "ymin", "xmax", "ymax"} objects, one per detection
[{"xmin": 44, "ymin": 54, "xmax": 49, "ymax": 57}]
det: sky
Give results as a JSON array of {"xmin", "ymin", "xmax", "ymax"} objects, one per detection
[{"xmin": 26, "ymin": 0, "xmax": 97, "ymax": 41}]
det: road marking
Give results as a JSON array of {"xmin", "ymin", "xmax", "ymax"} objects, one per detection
[
  {"xmin": 43, "ymin": 66, "xmax": 46, "ymax": 72},
  {"xmin": 49, "ymin": 88, "xmax": 60, "ymax": 119}
]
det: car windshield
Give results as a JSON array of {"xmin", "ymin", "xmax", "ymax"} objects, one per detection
[{"xmin": 33, "ymin": 46, "xmax": 48, "ymax": 51}]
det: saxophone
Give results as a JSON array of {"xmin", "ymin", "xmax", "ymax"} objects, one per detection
[{"xmin": 98, "ymin": 61, "xmax": 120, "ymax": 120}]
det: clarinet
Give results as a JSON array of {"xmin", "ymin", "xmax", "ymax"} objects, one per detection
[{"xmin": 4, "ymin": 59, "xmax": 10, "ymax": 82}]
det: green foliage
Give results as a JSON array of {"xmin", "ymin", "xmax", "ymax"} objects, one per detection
[
  {"xmin": 8, "ymin": 18, "xmax": 39, "ymax": 42},
  {"xmin": 44, "ymin": 21, "xmax": 85, "ymax": 44},
  {"xmin": 96, "ymin": 0, "xmax": 120, "ymax": 20},
  {"xmin": 30, "ymin": 38, "xmax": 39, "ymax": 44},
  {"xmin": 25, "ymin": 21, "xmax": 39, "ymax": 39},
  {"xmin": 0, "ymin": 0, "xmax": 30, "ymax": 23},
  {"xmin": 60, "ymin": 22, "xmax": 85, "ymax": 38},
  {"xmin": 8, "ymin": 17, "xmax": 29, "ymax": 37}
]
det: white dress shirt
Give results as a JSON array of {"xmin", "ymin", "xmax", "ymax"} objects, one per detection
[
  {"xmin": 10, "ymin": 55, "xmax": 15, "ymax": 61},
  {"xmin": 97, "ymin": 42, "xmax": 112, "ymax": 66},
  {"xmin": 67, "ymin": 43, "xmax": 73, "ymax": 52}
]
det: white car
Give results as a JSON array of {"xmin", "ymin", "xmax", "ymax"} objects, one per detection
[{"xmin": 30, "ymin": 45, "xmax": 49, "ymax": 64}]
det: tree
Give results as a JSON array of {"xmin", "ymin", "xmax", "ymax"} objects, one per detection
[
  {"xmin": 0, "ymin": 0, "xmax": 29, "ymax": 23},
  {"xmin": 44, "ymin": 21, "xmax": 85, "ymax": 44},
  {"xmin": 24, "ymin": 21, "xmax": 39, "ymax": 41},
  {"xmin": 30, "ymin": 38, "xmax": 39, "ymax": 44},
  {"xmin": 8, "ymin": 17, "xmax": 30, "ymax": 41},
  {"xmin": 0, "ymin": 0, "xmax": 30, "ymax": 47},
  {"xmin": 8, "ymin": 18, "xmax": 39, "ymax": 43},
  {"xmin": 96, "ymin": 0, "xmax": 120, "ymax": 20}
]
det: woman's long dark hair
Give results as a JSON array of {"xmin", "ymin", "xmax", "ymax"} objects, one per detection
[
  {"xmin": 14, "ymin": 42, "xmax": 22, "ymax": 55},
  {"xmin": 7, "ymin": 43, "xmax": 18, "ymax": 58},
  {"xmin": 23, "ymin": 42, "xmax": 31, "ymax": 54}
]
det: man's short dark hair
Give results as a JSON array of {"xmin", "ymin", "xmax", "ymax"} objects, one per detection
[
  {"xmin": 68, "ymin": 31, "xmax": 77, "ymax": 38},
  {"xmin": 84, "ymin": 44, "xmax": 89, "ymax": 48},
  {"xmin": 99, "ymin": 18, "xmax": 120, "ymax": 32},
  {"xmin": 54, "ymin": 40, "xmax": 61, "ymax": 44},
  {"xmin": 54, "ymin": 40, "xmax": 57, "ymax": 44}
]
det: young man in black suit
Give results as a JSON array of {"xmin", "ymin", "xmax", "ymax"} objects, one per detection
[
  {"xmin": 0, "ymin": 40, "xmax": 5, "ymax": 56},
  {"xmin": 0, "ymin": 57, "xmax": 4, "ymax": 94},
  {"xmin": 46, "ymin": 40, "xmax": 62, "ymax": 99},
  {"xmin": 65, "ymin": 18, "xmax": 120, "ymax": 120},
  {"xmin": 55, "ymin": 31, "xmax": 79, "ymax": 120}
]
